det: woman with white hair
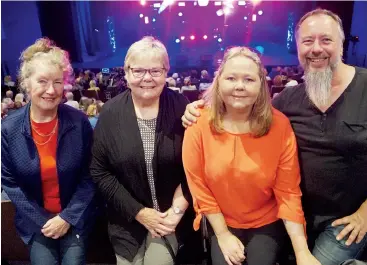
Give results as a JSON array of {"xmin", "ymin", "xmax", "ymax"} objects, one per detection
[
  {"xmin": 1, "ymin": 38, "xmax": 98, "ymax": 265},
  {"xmin": 14, "ymin": 93, "xmax": 26, "ymax": 106},
  {"xmin": 91, "ymin": 36, "xmax": 194, "ymax": 265}
]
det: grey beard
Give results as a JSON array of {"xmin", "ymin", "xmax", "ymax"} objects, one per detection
[{"xmin": 304, "ymin": 66, "xmax": 333, "ymax": 108}]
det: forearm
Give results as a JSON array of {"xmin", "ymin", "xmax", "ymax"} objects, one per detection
[
  {"xmin": 206, "ymin": 212, "xmax": 229, "ymax": 236},
  {"xmin": 283, "ymin": 220, "xmax": 309, "ymax": 255},
  {"xmin": 172, "ymin": 184, "xmax": 189, "ymax": 211}
]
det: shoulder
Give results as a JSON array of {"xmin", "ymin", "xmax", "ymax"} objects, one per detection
[
  {"xmin": 271, "ymin": 107, "xmax": 292, "ymax": 128},
  {"xmin": 1, "ymin": 106, "xmax": 26, "ymax": 133},
  {"xmin": 269, "ymin": 107, "xmax": 294, "ymax": 139},
  {"xmin": 58, "ymin": 104, "xmax": 91, "ymax": 134},
  {"xmin": 354, "ymin": 67, "xmax": 367, "ymax": 83},
  {"xmin": 272, "ymin": 83, "xmax": 306, "ymax": 112},
  {"xmin": 101, "ymin": 90, "xmax": 129, "ymax": 113}
]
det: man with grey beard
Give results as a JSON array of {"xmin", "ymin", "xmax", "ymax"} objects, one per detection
[{"xmin": 181, "ymin": 8, "xmax": 367, "ymax": 265}]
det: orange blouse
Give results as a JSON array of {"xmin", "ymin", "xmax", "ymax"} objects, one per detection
[
  {"xmin": 182, "ymin": 108, "xmax": 305, "ymax": 231},
  {"xmin": 31, "ymin": 117, "xmax": 61, "ymax": 214}
]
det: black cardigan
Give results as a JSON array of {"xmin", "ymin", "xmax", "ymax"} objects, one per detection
[{"xmin": 90, "ymin": 88, "xmax": 193, "ymax": 261}]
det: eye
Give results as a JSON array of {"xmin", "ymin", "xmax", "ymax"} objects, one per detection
[
  {"xmin": 303, "ymin": 40, "xmax": 312, "ymax": 44},
  {"xmin": 323, "ymin": 38, "xmax": 332, "ymax": 43},
  {"xmin": 38, "ymin": 79, "xmax": 47, "ymax": 84},
  {"xmin": 245, "ymin": 78, "xmax": 254, "ymax": 82},
  {"xmin": 226, "ymin": 77, "xmax": 235, "ymax": 81}
]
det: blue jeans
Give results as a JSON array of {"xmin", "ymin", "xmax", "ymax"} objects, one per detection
[
  {"xmin": 29, "ymin": 229, "xmax": 87, "ymax": 265},
  {"xmin": 312, "ymin": 224, "xmax": 367, "ymax": 265}
]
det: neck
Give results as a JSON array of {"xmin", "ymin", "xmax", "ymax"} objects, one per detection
[
  {"xmin": 30, "ymin": 104, "xmax": 58, "ymax": 123},
  {"xmin": 224, "ymin": 106, "xmax": 252, "ymax": 122},
  {"xmin": 132, "ymin": 94, "xmax": 160, "ymax": 119},
  {"xmin": 331, "ymin": 62, "xmax": 350, "ymax": 88}
]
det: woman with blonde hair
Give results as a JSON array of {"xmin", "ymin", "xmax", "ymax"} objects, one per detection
[
  {"xmin": 1, "ymin": 38, "xmax": 97, "ymax": 265},
  {"xmin": 88, "ymin": 79, "xmax": 100, "ymax": 91},
  {"xmin": 91, "ymin": 36, "xmax": 195, "ymax": 265},
  {"xmin": 181, "ymin": 47, "xmax": 319, "ymax": 265}
]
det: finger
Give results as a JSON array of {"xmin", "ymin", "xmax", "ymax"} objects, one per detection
[
  {"xmin": 157, "ymin": 211, "xmax": 168, "ymax": 218},
  {"xmin": 52, "ymin": 234, "xmax": 60, "ymax": 240},
  {"xmin": 346, "ymin": 227, "xmax": 360, "ymax": 246},
  {"xmin": 228, "ymin": 254, "xmax": 241, "ymax": 265},
  {"xmin": 42, "ymin": 220, "xmax": 52, "ymax": 229},
  {"xmin": 237, "ymin": 239, "xmax": 245, "ymax": 253},
  {"xmin": 196, "ymin": 99, "xmax": 205, "ymax": 110},
  {"xmin": 224, "ymin": 255, "xmax": 234, "ymax": 265},
  {"xmin": 332, "ymin": 216, "xmax": 351, "ymax": 227},
  {"xmin": 356, "ymin": 230, "xmax": 366, "ymax": 244},
  {"xmin": 155, "ymin": 228, "xmax": 170, "ymax": 236},
  {"xmin": 149, "ymin": 230, "xmax": 161, "ymax": 238},
  {"xmin": 336, "ymin": 223, "xmax": 354, "ymax": 241},
  {"xmin": 157, "ymin": 224, "xmax": 175, "ymax": 233}
]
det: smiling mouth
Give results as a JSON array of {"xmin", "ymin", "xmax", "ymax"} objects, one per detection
[
  {"xmin": 308, "ymin": 57, "xmax": 328, "ymax": 63},
  {"xmin": 42, "ymin": 97, "xmax": 55, "ymax": 101}
]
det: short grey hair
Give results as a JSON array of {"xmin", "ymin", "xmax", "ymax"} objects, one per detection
[
  {"xmin": 167, "ymin": 77, "xmax": 176, "ymax": 87},
  {"xmin": 124, "ymin": 36, "xmax": 170, "ymax": 73},
  {"xmin": 295, "ymin": 8, "xmax": 345, "ymax": 43},
  {"xmin": 65, "ymin": 92, "xmax": 74, "ymax": 100},
  {"xmin": 6, "ymin": 90, "xmax": 13, "ymax": 98},
  {"xmin": 14, "ymin": 93, "xmax": 24, "ymax": 103}
]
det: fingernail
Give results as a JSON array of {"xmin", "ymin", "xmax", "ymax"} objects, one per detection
[{"xmin": 336, "ymin": 237, "xmax": 340, "ymax": 240}]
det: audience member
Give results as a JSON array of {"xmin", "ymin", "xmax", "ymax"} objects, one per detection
[
  {"xmin": 64, "ymin": 91, "xmax": 79, "ymax": 109},
  {"xmin": 181, "ymin": 77, "xmax": 197, "ymax": 92},
  {"xmin": 91, "ymin": 36, "xmax": 193, "ymax": 265},
  {"xmin": 1, "ymin": 38, "xmax": 98, "ymax": 265},
  {"xmin": 183, "ymin": 46, "xmax": 317, "ymax": 265},
  {"xmin": 167, "ymin": 77, "xmax": 180, "ymax": 92},
  {"xmin": 88, "ymin": 80, "xmax": 100, "ymax": 91}
]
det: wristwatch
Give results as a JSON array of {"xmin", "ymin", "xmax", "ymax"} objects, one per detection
[{"xmin": 172, "ymin": 206, "xmax": 185, "ymax": 215}]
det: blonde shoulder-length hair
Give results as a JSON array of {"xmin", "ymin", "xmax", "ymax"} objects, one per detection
[{"xmin": 204, "ymin": 46, "xmax": 272, "ymax": 137}]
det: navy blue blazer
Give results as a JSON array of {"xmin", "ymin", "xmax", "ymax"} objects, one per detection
[{"xmin": 1, "ymin": 103, "xmax": 97, "ymax": 244}]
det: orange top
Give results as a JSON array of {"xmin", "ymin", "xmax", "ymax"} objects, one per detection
[
  {"xmin": 31, "ymin": 117, "xmax": 61, "ymax": 213},
  {"xmin": 182, "ymin": 108, "xmax": 305, "ymax": 231}
]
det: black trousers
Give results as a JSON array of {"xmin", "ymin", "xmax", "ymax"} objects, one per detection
[{"xmin": 210, "ymin": 220, "xmax": 287, "ymax": 265}]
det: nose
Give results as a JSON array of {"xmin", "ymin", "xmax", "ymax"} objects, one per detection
[
  {"xmin": 45, "ymin": 83, "xmax": 56, "ymax": 94},
  {"xmin": 311, "ymin": 40, "xmax": 323, "ymax": 55},
  {"xmin": 142, "ymin": 71, "xmax": 153, "ymax": 81},
  {"xmin": 235, "ymin": 80, "xmax": 246, "ymax": 90}
]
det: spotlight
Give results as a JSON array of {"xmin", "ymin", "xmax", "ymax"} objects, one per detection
[
  {"xmin": 139, "ymin": 14, "xmax": 144, "ymax": 18},
  {"xmin": 180, "ymin": 36, "xmax": 185, "ymax": 40},
  {"xmin": 178, "ymin": 12, "xmax": 183, "ymax": 16},
  {"xmin": 244, "ymin": 16, "xmax": 248, "ymax": 20},
  {"xmin": 152, "ymin": 18, "xmax": 156, "ymax": 22},
  {"xmin": 190, "ymin": 35, "xmax": 195, "ymax": 40},
  {"xmin": 175, "ymin": 39, "xmax": 180, "ymax": 43},
  {"xmin": 178, "ymin": 2, "xmax": 185, "ymax": 6},
  {"xmin": 198, "ymin": 0, "xmax": 209, "ymax": 6},
  {"xmin": 238, "ymin": 1, "xmax": 246, "ymax": 5},
  {"xmin": 258, "ymin": 10, "xmax": 263, "ymax": 15},
  {"xmin": 252, "ymin": 14, "xmax": 256, "ymax": 21},
  {"xmin": 214, "ymin": 1, "xmax": 222, "ymax": 6},
  {"xmin": 145, "ymin": 16, "xmax": 149, "ymax": 24},
  {"xmin": 218, "ymin": 38, "xmax": 222, "ymax": 43},
  {"xmin": 216, "ymin": 9, "xmax": 224, "ymax": 16},
  {"xmin": 203, "ymin": 35, "xmax": 208, "ymax": 40},
  {"xmin": 140, "ymin": 0, "xmax": 146, "ymax": 5},
  {"xmin": 223, "ymin": 7, "xmax": 231, "ymax": 15}
]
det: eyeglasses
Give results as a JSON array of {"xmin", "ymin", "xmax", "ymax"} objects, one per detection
[{"xmin": 129, "ymin": 67, "xmax": 165, "ymax": 78}]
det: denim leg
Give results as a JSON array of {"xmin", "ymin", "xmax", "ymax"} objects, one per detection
[
  {"xmin": 29, "ymin": 233, "xmax": 59, "ymax": 265},
  {"xmin": 312, "ymin": 224, "xmax": 367, "ymax": 265},
  {"xmin": 59, "ymin": 229, "xmax": 87, "ymax": 265}
]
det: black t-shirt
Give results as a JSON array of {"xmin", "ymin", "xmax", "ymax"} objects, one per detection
[{"xmin": 272, "ymin": 67, "xmax": 367, "ymax": 225}]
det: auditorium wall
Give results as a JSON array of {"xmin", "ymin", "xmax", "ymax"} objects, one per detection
[{"xmin": 1, "ymin": 1, "xmax": 42, "ymax": 80}]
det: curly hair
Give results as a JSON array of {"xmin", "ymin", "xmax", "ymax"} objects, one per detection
[{"xmin": 18, "ymin": 38, "xmax": 73, "ymax": 92}]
